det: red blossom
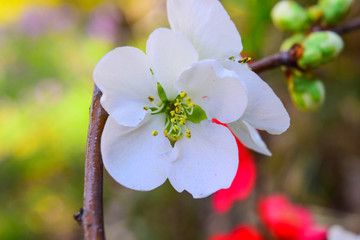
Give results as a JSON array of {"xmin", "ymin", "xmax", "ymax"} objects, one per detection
[
  {"xmin": 258, "ymin": 195, "xmax": 327, "ymax": 240},
  {"xmin": 209, "ymin": 225, "xmax": 264, "ymax": 240}
]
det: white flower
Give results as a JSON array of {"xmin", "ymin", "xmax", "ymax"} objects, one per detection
[
  {"xmin": 167, "ymin": 0, "xmax": 290, "ymax": 155},
  {"xmin": 93, "ymin": 0, "xmax": 290, "ymax": 198},
  {"xmin": 94, "ymin": 28, "xmax": 247, "ymax": 198},
  {"xmin": 328, "ymin": 225, "xmax": 360, "ymax": 240}
]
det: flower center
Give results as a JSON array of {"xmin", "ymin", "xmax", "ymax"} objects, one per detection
[{"xmin": 143, "ymin": 82, "xmax": 207, "ymax": 145}]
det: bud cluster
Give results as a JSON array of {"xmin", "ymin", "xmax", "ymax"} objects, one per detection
[
  {"xmin": 271, "ymin": 0, "xmax": 352, "ymax": 111},
  {"xmin": 271, "ymin": 0, "xmax": 353, "ymax": 32}
]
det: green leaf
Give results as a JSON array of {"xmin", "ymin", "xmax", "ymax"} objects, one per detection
[
  {"xmin": 187, "ymin": 105, "xmax": 207, "ymax": 123},
  {"xmin": 157, "ymin": 82, "xmax": 168, "ymax": 102}
]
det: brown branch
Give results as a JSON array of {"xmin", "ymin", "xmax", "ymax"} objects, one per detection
[
  {"xmin": 333, "ymin": 17, "xmax": 360, "ymax": 35},
  {"xmin": 251, "ymin": 16, "xmax": 360, "ymax": 74},
  {"xmin": 250, "ymin": 44, "xmax": 304, "ymax": 74},
  {"xmin": 76, "ymin": 85, "xmax": 108, "ymax": 240}
]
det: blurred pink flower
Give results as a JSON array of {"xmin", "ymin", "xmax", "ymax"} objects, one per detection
[
  {"xmin": 212, "ymin": 122, "xmax": 256, "ymax": 213},
  {"xmin": 18, "ymin": 6, "xmax": 75, "ymax": 37},
  {"xmin": 209, "ymin": 225, "xmax": 264, "ymax": 240},
  {"xmin": 258, "ymin": 194, "xmax": 327, "ymax": 240}
]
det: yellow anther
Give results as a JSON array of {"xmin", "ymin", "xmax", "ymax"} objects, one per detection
[
  {"xmin": 171, "ymin": 118, "xmax": 176, "ymax": 123},
  {"xmin": 143, "ymin": 106, "xmax": 149, "ymax": 110},
  {"xmin": 186, "ymin": 97, "xmax": 191, "ymax": 103},
  {"xmin": 173, "ymin": 125, "xmax": 179, "ymax": 131},
  {"xmin": 180, "ymin": 116, "xmax": 187, "ymax": 122},
  {"xmin": 175, "ymin": 115, "xmax": 179, "ymax": 120},
  {"xmin": 188, "ymin": 102, "xmax": 195, "ymax": 107},
  {"xmin": 186, "ymin": 133, "xmax": 191, "ymax": 139},
  {"xmin": 164, "ymin": 130, "xmax": 168, "ymax": 137},
  {"xmin": 179, "ymin": 121, "xmax": 185, "ymax": 125},
  {"xmin": 148, "ymin": 96, "xmax": 155, "ymax": 102},
  {"xmin": 152, "ymin": 130, "xmax": 158, "ymax": 136},
  {"xmin": 174, "ymin": 102, "xmax": 180, "ymax": 107},
  {"xmin": 175, "ymin": 106, "xmax": 181, "ymax": 113},
  {"xmin": 176, "ymin": 98, "xmax": 182, "ymax": 103},
  {"xmin": 170, "ymin": 111, "xmax": 175, "ymax": 116},
  {"xmin": 180, "ymin": 92, "xmax": 187, "ymax": 98},
  {"xmin": 186, "ymin": 129, "xmax": 191, "ymax": 134}
]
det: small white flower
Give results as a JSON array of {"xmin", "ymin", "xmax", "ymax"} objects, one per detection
[
  {"xmin": 328, "ymin": 225, "xmax": 360, "ymax": 240},
  {"xmin": 93, "ymin": 0, "xmax": 290, "ymax": 198}
]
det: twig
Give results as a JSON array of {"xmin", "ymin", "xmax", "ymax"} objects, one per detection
[
  {"xmin": 251, "ymin": 44, "xmax": 304, "ymax": 74},
  {"xmin": 333, "ymin": 17, "xmax": 360, "ymax": 35},
  {"xmin": 251, "ymin": 16, "xmax": 360, "ymax": 74},
  {"xmin": 79, "ymin": 85, "xmax": 108, "ymax": 240}
]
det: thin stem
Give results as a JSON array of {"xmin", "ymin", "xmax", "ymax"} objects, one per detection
[
  {"xmin": 76, "ymin": 85, "xmax": 108, "ymax": 240},
  {"xmin": 333, "ymin": 17, "xmax": 360, "ymax": 35}
]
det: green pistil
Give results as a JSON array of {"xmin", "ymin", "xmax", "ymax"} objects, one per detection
[{"xmin": 143, "ymin": 82, "xmax": 207, "ymax": 144}]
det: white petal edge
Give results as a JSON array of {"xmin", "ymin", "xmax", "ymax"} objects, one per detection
[
  {"xmin": 176, "ymin": 60, "xmax": 248, "ymax": 123},
  {"xmin": 146, "ymin": 28, "xmax": 199, "ymax": 100},
  {"xmin": 223, "ymin": 60, "xmax": 290, "ymax": 134},
  {"xmin": 167, "ymin": 0, "xmax": 242, "ymax": 60},
  {"xmin": 328, "ymin": 225, "xmax": 360, "ymax": 240},
  {"xmin": 101, "ymin": 115, "xmax": 174, "ymax": 191},
  {"xmin": 228, "ymin": 119, "xmax": 272, "ymax": 156},
  {"xmin": 93, "ymin": 47, "xmax": 156, "ymax": 127},
  {"xmin": 168, "ymin": 120, "xmax": 239, "ymax": 199}
]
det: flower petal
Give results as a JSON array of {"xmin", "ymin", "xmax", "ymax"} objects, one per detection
[
  {"xmin": 168, "ymin": 120, "xmax": 238, "ymax": 198},
  {"xmin": 176, "ymin": 60, "xmax": 247, "ymax": 123},
  {"xmin": 228, "ymin": 120, "xmax": 271, "ymax": 156},
  {"xmin": 213, "ymin": 139, "xmax": 256, "ymax": 214},
  {"xmin": 167, "ymin": 0, "xmax": 243, "ymax": 60},
  {"xmin": 101, "ymin": 115, "xmax": 174, "ymax": 191},
  {"xmin": 146, "ymin": 28, "xmax": 199, "ymax": 99},
  {"xmin": 93, "ymin": 47, "xmax": 156, "ymax": 127},
  {"xmin": 223, "ymin": 61, "xmax": 290, "ymax": 134}
]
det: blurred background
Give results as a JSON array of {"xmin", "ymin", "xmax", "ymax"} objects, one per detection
[{"xmin": 0, "ymin": 0, "xmax": 359, "ymax": 239}]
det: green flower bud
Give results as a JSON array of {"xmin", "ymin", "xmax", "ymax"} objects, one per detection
[
  {"xmin": 318, "ymin": 0, "xmax": 353, "ymax": 26},
  {"xmin": 307, "ymin": 5, "xmax": 323, "ymax": 23},
  {"xmin": 288, "ymin": 72, "xmax": 325, "ymax": 111},
  {"xmin": 297, "ymin": 31, "xmax": 344, "ymax": 69},
  {"xmin": 271, "ymin": 1, "xmax": 312, "ymax": 32},
  {"xmin": 297, "ymin": 46, "xmax": 323, "ymax": 69},
  {"xmin": 280, "ymin": 34, "xmax": 306, "ymax": 51}
]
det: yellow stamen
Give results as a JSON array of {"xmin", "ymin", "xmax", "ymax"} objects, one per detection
[
  {"xmin": 143, "ymin": 106, "xmax": 149, "ymax": 110},
  {"xmin": 171, "ymin": 118, "xmax": 176, "ymax": 123},
  {"xmin": 152, "ymin": 130, "xmax": 158, "ymax": 136},
  {"xmin": 170, "ymin": 111, "xmax": 175, "ymax": 116},
  {"xmin": 179, "ymin": 121, "xmax": 185, "ymax": 125},
  {"xmin": 186, "ymin": 133, "xmax": 191, "ymax": 139},
  {"xmin": 186, "ymin": 97, "xmax": 191, "ymax": 103},
  {"xmin": 176, "ymin": 98, "xmax": 181, "ymax": 103},
  {"xmin": 175, "ymin": 106, "xmax": 181, "ymax": 113},
  {"xmin": 164, "ymin": 130, "xmax": 168, "ymax": 137},
  {"xmin": 148, "ymin": 96, "xmax": 155, "ymax": 102},
  {"xmin": 180, "ymin": 92, "xmax": 187, "ymax": 98},
  {"xmin": 188, "ymin": 102, "xmax": 195, "ymax": 107},
  {"xmin": 186, "ymin": 129, "xmax": 191, "ymax": 134},
  {"xmin": 173, "ymin": 125, "xmax": 179, "ymax": 131}
]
